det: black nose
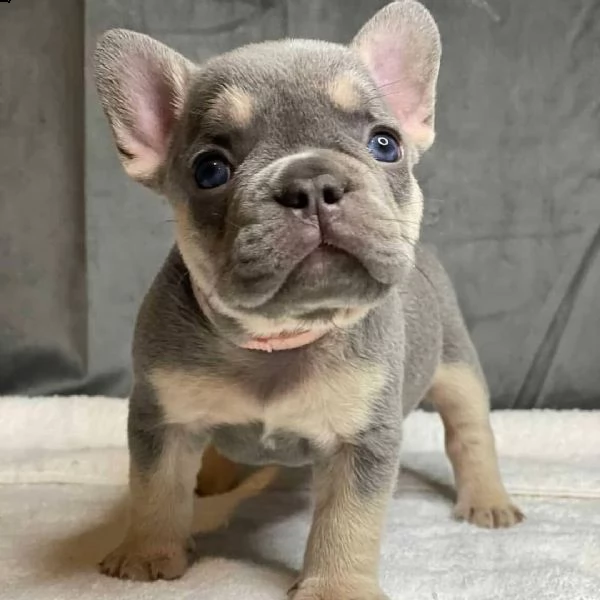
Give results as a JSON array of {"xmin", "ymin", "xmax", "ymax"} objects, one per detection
[{"xmin": 275, "ymin": 173, "xmax": 345, "ymax": 210}]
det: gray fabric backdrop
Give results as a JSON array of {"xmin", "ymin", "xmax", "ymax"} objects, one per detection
[{"xmin": 1, "ymin": 0, "xmax": 599, "ymax": 408}]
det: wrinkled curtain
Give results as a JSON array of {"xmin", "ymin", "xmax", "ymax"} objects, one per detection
[{"xmin": 1, "ymin": 0, "xmax": 598, "ymax": 408}]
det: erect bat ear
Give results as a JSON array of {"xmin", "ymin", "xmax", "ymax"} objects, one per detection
[
  {"xmin": 352, "ymin": 1, "xmax": 441, "ymax": 152},
  {"xmin": 94, "ymin": 29, "xmax": 194, "ymax": 186}
]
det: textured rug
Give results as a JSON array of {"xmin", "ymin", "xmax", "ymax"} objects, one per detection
[{"xmin": 0, "ymin": 396, "xmax": 599, "ymax": 600}]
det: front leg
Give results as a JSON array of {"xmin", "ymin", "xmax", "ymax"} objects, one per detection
[
  {"xmin": 429, "ymin": 363, "xmax": 524, "ymax": 528},
  {"xmin": 292, "ymin": 426, "xmax": 400, "ymax": 600},
  {"xmin": 100, "ymin": 385, "xmax": 205, "ymax": 581}
]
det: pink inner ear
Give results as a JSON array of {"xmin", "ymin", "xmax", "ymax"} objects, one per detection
[
  {"xmin": 368, "ymin": 41, "xmax": 419, "ymax": 111},
  {"xmin": 360, "ymin": 35, "xmax": 433, "ymax": 146},
  {"xmin": 117, "ymin": 60, "xmax": 179, "ymax": 179}
]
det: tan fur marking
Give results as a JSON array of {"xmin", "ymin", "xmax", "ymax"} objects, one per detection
[
  {"xmin": 150, "ymin": 361, "xmax": 384, "ymax": 450},
  {"xmin": 428, "ymin": 362, "xmax": 524, "ymax": 528},
  {"xmin": 173, "ymin": 202, "xmax": 223, "ymax": 293},
  {"xmin": 99, "ymin": 432, "xmax": 202, "ymax": 580},
  {"xmin": 327, "ymin": 73, "xmax": 362, "ymax": 112},
  {"xmin": 297, "ymin": 446, "xmax": 390, "ymax": 598},
  {"xmin": 403, "ymin": 175, "xmax": 424, "ymax": 244},
  {"xmin": 196, "ymin": 443, "xmax": 240, "ymax": 496},
  {"xmin": 207, "ymin": 85, "xmax": 254, "ymax": 128},
  {"xmin": 149, "ymin": 370, "xmax": 256, "ymax": 428}
]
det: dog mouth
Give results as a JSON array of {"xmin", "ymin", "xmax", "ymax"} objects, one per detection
[
  {"xmin": 284, "ymin": 243, "xmax": 364, "ymax": 288},
  {"xmin": 249, "ymin": 242, "xmax": 385, "ymax": 317},
  {"xmin": 299, "ymin": 243, "xmax": 348, "ymax": 273},
  {"xmin": 215, "ymin": 219, "xmax": 401, "ymax": 319}
]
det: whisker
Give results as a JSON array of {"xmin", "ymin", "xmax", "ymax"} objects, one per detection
[
  {"xmin": 377, "ymin": 89, "xmax": 404, "ymax": 101},
  {"xmin": 377, "ymin": 77, "xmax": 406, "ymax": 90},
  {"xmin": 397, "ymin": 244, "xmax": 438, "ymax": 294},
  {"xmin": 374, "ymin": 217, "xmax": 423, "ymax": 226},
  {"xmin": 223, "ymin": 218, "xmax": 242, "ymax": 232}
]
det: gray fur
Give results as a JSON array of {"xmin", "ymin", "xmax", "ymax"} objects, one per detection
[
  {"xmin": 211, "ymin": 423, "xmax": 315, "ymax": 467},
  {"xmin": 94, "ymin": 1, "xmax": 521, "ymax": 595},
  {"xmin": 127, "ymin": 381, "xmax": 167, "ymax": 473}
]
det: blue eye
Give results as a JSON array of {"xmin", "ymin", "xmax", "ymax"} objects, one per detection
[
  {"xmin": 367, "ymin": 133, "xmax": 401, "ymax": 162},
  {"xmin": 193, "ymin": 153, "xmax": 231, "ymax": 189}
]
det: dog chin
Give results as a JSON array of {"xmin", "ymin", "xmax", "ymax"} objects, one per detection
[
  {"xmin": 204, "ymin": 280, "xmax": 379, "ymax": 339},
  {"xmin": 238, "ymin": 282, "xmax": 386, "ymax": 332},
  {"xmin": 236, "ymin": 304, "xmax": 373, "ymax": 342},
  {"xmin": 231, "ymin": 247, "xmax": 387, "ymax": 310}
]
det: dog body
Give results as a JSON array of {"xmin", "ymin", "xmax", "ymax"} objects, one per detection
[
  {"xmin": 134, "ymin": 243, "xmax": 443, "ymax": 468},
  {"xmin": 94, "ymin": 3, "xmax": 522, "ymax": 598}
]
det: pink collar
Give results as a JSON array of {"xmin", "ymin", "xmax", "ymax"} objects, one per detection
[
  {"xmin": 240, "ymin": 328, "xmax": 328, "ymax": 352},
  {"xmin": 192, "ymin": 284, "xmax": 328, "ymax": 352}
]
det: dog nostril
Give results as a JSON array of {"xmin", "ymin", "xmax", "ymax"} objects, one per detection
[
  {"xmin": 277, "ymin": 189, "xmax": 310, "ymax": 209},
  {"xmin": 322, "ymin": 184, "xmax": 343, "ymax": 205},
  {"xmin": 295, "ymin": 190, "xmax": 310, "ymax": 209}
]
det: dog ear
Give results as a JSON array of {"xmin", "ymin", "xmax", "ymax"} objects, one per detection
[
  {"xmin": 352, "ymin": 0, "xmax": 441, "ymax": 152},
  {"xmin": 94, "ymin": 29, "xmax": 194, "ymax": 186}
]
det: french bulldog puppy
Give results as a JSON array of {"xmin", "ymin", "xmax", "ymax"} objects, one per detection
[{"xmin": 94, "ymin": 1, "xmax": 523, "ymax": 597}]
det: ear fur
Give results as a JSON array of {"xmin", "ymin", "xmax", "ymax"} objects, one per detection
[
  {"xmin": 94, "ymin": 29, "xmax": 194, "ymax": 186},
  {"xmin": 352, "ymin": 0, "xmax": 441, "ymax": 151}
]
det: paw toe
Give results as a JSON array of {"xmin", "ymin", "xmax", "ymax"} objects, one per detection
[
  {"xmin": 99, "ymin": 543, "xmax": 189, "ymax": 581},
  {"xmin": 455, "ymin": 500, "xmax": 524, "ymax": 529}
]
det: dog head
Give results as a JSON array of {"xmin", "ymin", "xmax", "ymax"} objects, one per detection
[{"xmin": 94, "ymin": 1, "xmax": 440, "ymax": 343}]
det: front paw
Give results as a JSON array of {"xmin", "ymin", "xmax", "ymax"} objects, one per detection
[
  {"xmin": 454, "ymin": 492, "xmax": 524, "ymax": 529},
  {"xmin": 99, "ymin": 538, "xmax": 194, "ymax": 581},
  {"xmin": 289, "ymin": 578, "xmax": 389, "ymax": 600}
]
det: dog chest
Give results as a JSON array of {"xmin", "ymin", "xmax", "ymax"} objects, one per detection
[{"xmin": 150, "ymin": 359, "xmax": 384, "ymax": 450}]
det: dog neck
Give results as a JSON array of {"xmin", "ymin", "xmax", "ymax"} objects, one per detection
[{"xmin": 191, "ymin": 284, "xmax": 329, "ymax": 353}]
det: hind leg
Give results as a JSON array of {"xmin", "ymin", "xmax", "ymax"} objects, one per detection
[
  {"xmin": 195, "ymin": 444, "xmax": 240, "ymax": 497},
  {"xmin": 428, "ymin": 362, "xmax": 524, "ymax": 528}
]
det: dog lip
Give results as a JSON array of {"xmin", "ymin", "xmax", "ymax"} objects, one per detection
[
  {"xmin": 319, "ymin": 232, "xmax": 406, "ymax": 286},
  {"xmin": 301, "ymin": 244, "xmax": 348, "ymax": 271},
  {"xmin": 311, "ymin": 240, "xmax": 379, "ymax": 282},
  {"xmin": 226, "ymin": 237, "xmax": 321, "ymax": 310}
]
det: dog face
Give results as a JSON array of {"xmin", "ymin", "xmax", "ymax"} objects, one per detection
[{"xmin": 95, "ymin": 1, "xmax": 440, "ymax": 337}]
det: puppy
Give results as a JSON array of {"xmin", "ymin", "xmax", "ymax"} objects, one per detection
[{"xmin": 94, "ymin": 1, "xmax": 523, "ymax": 597}]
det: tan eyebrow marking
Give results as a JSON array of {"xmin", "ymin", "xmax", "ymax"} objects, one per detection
[
  {"xmin": 206, "ymin": 85, "xmax": 254, "ymax": 128},
  {"xmin": 327, "ymin": 73, "xmax": 363, "ymax": 112}
]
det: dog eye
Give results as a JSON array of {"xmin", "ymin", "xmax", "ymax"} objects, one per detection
[
  {"xmin": 193, "ymin": 153, "xmax": 231, "ymax": 189},
  {"xmin": 367, "ymin": 133, "xmax": 401, "ymax": 163}
]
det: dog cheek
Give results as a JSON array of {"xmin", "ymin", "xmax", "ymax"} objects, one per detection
[
  {"xmin": 171, "ymin": 203, "xmax": 225, "ymax": 287},
  {"xmin": 230, "ymin": 225, "xmax": 283, "ymax": 276}
]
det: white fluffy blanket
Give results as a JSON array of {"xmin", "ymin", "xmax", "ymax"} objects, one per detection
[{"xmin": 0, "ymin": 396, "xmax": 599, "ymax": 599}]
